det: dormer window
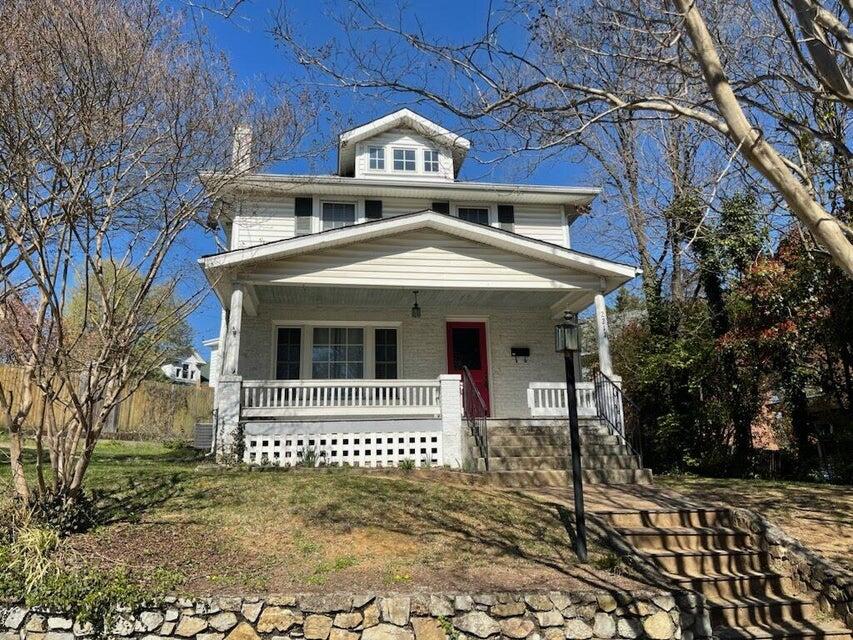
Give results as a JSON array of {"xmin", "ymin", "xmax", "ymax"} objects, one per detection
[
  {"xmin": 393, "ymin": 148, "xmax": 416, "ymax": 172},
  {"xmin": 423, "ymin": 149, "xmax": 439, "ymax": 173},
  {"xmin": 368, "ymin": 146, "xmax": 385, "ymax": 170}
]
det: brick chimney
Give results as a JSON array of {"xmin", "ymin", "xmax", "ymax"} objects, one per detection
[{"xmin": 232, "ymin": 123, "xmax": 252, "ymax": 173}]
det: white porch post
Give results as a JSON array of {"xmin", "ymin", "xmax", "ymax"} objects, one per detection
[
  {"xmin": 216, "ymin": 283, "xmax": 245, "ymax": 463},
  {"xmin": 594, "ymin": 291, "xmax": 613, "ymax": 377},
  {"xmin": 223, "ymin": 284, "xmax": 244, "ymax": 376},
  {"xmin": 439, "ymin": 374, "xmax": 463, "ymax": 468}
]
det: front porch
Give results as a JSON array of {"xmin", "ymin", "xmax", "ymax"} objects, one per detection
[
  {"xmin": 211, "ymin": 286, "xmax": 618, "ymax": 469},
  {"xmin": 201, "ymin": 211, "xmax": 636, "ymax": 469}
]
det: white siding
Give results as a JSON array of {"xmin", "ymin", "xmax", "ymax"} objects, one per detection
[
  {"xmin": 237, "ymin": 301, "xmax": 566, "ymax": 418},
  {"xmin": 355, "ymin": 128, "xmax": 454, "ymax": 181},
  {"xmin": 243, "ymin": 229, "xmax": 588, "ymax": 290},
  {"xmin": 380, "ymin": 197, "xmax": 431, "ymax": 217},
  {"xmin": 514, "ymin": 204, "xmax": 567, "ymax": 246},
  {"xmin": 232, "ymin": 198, "xmax": 295, "ymax": 249},
  {"xmin": 228, "ymin": 197, "xmax": 570, "ymax": 250}
]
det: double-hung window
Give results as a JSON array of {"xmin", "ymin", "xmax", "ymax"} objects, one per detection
[
  {"xmin": 321, "ymin": 202, "xmax": 356, "ymax": 231},
  {"xmin": 393, "ymin": 148, "xmax": 416, "ymax": 171},
  {"xmin": 312, "ymin": 328, "xmax": 364, "ymax": 379},
  {"xmin": 423, "ymin": 149, "xmax": 439, "ymax": 173},
  {"xmin": 275, "ymin": 327, "xmax": 302, "ymax": 380},
  {"xmin": 374, "ymin": 328, "xmax": 398, "ymax": 379},
  {"xmin": 368, "ymin": 146, "xmax": 385, "ymax": 170},
  {"xmin": 458, "ymin": 207, "xmax": 491, "ymax": 226},
  {"xmin": 275, "ymin": 324, "xmax": 399, "ymax": 380}
]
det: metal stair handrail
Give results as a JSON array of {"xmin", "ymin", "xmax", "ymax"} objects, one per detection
[
  {"xmin": 461, "ymin": 366, "xmax": 489, "ymax": 470},
  {"xmin": 592, "ymin": 368, "xmax": 643, "ymax": 466}
]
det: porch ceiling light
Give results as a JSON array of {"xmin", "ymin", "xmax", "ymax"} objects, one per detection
[
  {"xmin": 411, "ymin": 290, "xmax": 421, "ymax": 318},
  {"xmin": 555, "ymin": 311, "xmax": 580, "ymax": 353}
]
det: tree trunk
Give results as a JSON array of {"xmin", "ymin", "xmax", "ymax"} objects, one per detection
[
  {"xmin": 0, "ymin": 383, "xmax": 30, "ymax": 502},
  {"xmin": 673, "ymin": 0, "xmax": 853, "ymax": 278}
]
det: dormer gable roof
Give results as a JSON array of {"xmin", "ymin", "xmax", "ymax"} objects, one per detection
[{"xmin": 337, "ymin": 108, "xmax": 471, "ymax": 177}]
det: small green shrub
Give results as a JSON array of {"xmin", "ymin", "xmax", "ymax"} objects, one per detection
[
  {"xmin": 0, "ymin": 524, "xmax": 181, "ymax": 636},
  {"xmin": 398, "ymin": 459, "xmax": 416, "ymax": 472},
  {"xmin": 461, "ymin": 456, "xmax": 482, "ymax": 473},
  {"xmin": 10, "ymin": 527, "xmax": 60, "ymax": 591},
  {"xmin": 28, "ymin": 491, "xmax": 97, "ymax": 536},
  {"xmin": 299, "ymin": 447, "xmax": 319, "ymax": 468},
  {"xmin": 592, "ymin": 552, "xmax": 625, "ymax": 574}
]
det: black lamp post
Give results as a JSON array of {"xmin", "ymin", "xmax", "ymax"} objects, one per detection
[{"xmin": 555, "ymin": 311, "xmax": 588, "ymax": 562}]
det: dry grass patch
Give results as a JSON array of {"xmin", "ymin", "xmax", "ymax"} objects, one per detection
[{"xmin": 2, "ymin": 440, "xmax": 644, "ymax": 595}]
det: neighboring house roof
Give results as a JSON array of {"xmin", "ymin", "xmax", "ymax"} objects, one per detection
[
  {"xmin": 337, "ymin": 108, "xmax": 471, "ymax": 177},
  {"xmin": 199, "ymin": 210, "xmax": 637, "ymax": 310},
  {"xmin": 177, "ymin": 350, "xmax": 207, "ymax": 365}
]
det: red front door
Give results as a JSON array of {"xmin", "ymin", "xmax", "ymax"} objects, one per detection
[{"xmin": 446, "ymin": 321, "xmax": 491, "ymax": 416}]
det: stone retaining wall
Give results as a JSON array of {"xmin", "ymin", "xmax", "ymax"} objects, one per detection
[
  {"xmin": 1, "ymin": 590, "xmax": 706, "ymax": 640},
  {"xmin": 729, "ymin": 507, "xmax": 853, "ymax": 627}
]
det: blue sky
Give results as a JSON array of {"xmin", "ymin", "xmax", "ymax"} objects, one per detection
[{"xmin": 184, "ymin": 0, "xmax": 621, "ymax": 356}]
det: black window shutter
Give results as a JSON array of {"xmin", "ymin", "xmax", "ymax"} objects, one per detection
[
  {"xmin": 497, "ymin": 204, "xmax": 515, "ymax": 224},
  {"xmin": 365, "ymin": 200, "xmax": 383, "ymax": 220},
  {"xmin": 294, "ymin": 197, "xmax": 313, "ymax": 236},
  {"xmin": 432, "ymin": 201, "xmax": 450, "ymax": 214},
  {"xmin": 295, "ymin": 197, "xmax": 313, "ymax": 217}
]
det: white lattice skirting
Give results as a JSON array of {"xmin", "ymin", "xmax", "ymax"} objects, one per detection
[{"xmin": 243, "ymin": 428, "xmax": 443, "ymax": 468}]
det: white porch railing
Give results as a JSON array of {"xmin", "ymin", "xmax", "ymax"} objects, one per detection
[
  {"xmin": 527, "ymin": 382, "xmax": 598, "ymax": 418},
  {"xmin": 241, "ymin": 379, "xmax": 442, "ymax": 418}
]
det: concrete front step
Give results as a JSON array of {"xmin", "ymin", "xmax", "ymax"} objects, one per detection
[
  {"xmin": 486, "ymin": 454, "xmax": 641, "ymax": 471},
  {"xmin": 486, "ymin": 418, "xmax": 604, "ymax": 427},
  {"xmin": 617, "ymin": 526, "xmax": 754, "ymax": 552},
  {"xmin": 645, "ymin": 548, "xmax": 773, "ymax": 575},
  {"xmin": 709, "ymin": 598, "xmax": 816, "ymax": 627},
  {"xmin": 599, "ymin": 508, "xmax": 733, "ymax": 529},
  {"xmin": 488, "ymin": 425, "xmax": 609, "ymax": 438},
  {"xmin": 716, "ymin": 623, "xmax": 853, "ymax": 640},
  {"xmin": 487, "ymin": 443, "xmax": 633, "ymax": 457},
  {"xmin": 489, "ymin": 433, "xmax": 620, "ymax": 448},
  {"xmin": 673, "ymin": 574, "xmax": 795, "ymax": 600},
  {"xmin": 486, "ymin": 468, "xmax": 653, "ymax": 487}
]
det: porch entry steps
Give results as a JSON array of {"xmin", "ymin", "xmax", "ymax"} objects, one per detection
[
  {"xmin": 479, "ymin": 417, "xmax": 652, "ymax": 486},
  {"xmin": 595, "ymin": 508, "xmax": 852, "ymax": 640}
]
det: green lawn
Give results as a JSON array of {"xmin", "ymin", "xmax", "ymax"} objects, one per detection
[
  {"xmin": 1, "ymin": 440, "xmax": 636, "ymax": 595},
  {"xmin": 656, "ymin": 475, "xmax": 853, "ymax": 571}
]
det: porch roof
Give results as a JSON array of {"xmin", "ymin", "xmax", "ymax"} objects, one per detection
[{"xmin": 199, "ymin": 210, "xmax": 637, "ymax": 312}]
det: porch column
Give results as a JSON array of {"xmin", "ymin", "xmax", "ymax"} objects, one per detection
[
  {"xmin": 216, "ymin": 283, "xmax": 244, "ymax": 463},
  {"xmin": 594, "ymin": 292, "xmax": 613, "ymax": 376},
  {"xmin": 439, "ymin": 374, "xmax": 464, "ymax": 468},
  {"xmin": 223, "ymin": 283, "xmax": 244, "ymax": 376}
]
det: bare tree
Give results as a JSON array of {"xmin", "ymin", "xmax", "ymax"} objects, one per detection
[
  {"xmin": 274, "ymin": 0, "xmax": 853, "ymax": 276},
  {"xmin": 0, "ymin": 0, "xmax": 315, "ymax": 505}
]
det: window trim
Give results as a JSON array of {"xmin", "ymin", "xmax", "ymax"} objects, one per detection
[
  {"xmin": 392, "ymin": 147, "xmax": 417, "ymax": 172},
  {"xmin": 320, "ymin": 200, "xmax": 358, "ymax": 231},
  {"xmin": 367, "ymin": 145, "xmax": 385, "ymax": 171},
  {"xmin": 270, "ymin": 320, "xmax": 403, "ymax": 379},
  {"xmin": 273, "ymin": 326, "xmax": 303, "ymax": 380},
  {"xmin": 455, "ymin": 203, "xmax": 494, "ymax": 227},
  {"xmin": 423, "ymin": 149, "xmax": 440, "ymax": 173}
]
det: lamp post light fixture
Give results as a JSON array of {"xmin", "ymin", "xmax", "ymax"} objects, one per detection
[
  {"xmin": 411, "ymin": 290, "xmax": 421, "ymax": 318},
  {"xmin": 555, "ymin": 311, "xmax": 588, "ymax": 563}
]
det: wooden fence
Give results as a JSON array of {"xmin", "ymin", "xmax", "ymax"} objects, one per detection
[{"xmin": 0, "ymin": 364, "xmax": 213, "ymax": 441}]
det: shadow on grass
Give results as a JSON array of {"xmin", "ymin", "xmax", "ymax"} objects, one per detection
[{"xmin": 214, "ymin": 468, "xmax": 634, "ymax": 591}]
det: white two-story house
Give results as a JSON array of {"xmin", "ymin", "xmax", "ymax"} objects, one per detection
[{"xmin": 201, "ymin": 109, "xmax": 647, "ymax": 484}]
